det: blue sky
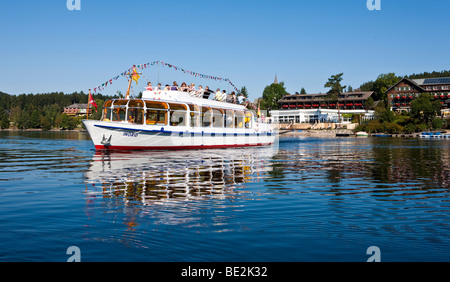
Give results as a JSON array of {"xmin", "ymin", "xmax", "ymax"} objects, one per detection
[{"xmin": 1, "ymin": 0, "xmax": 449, "ymax": 101}]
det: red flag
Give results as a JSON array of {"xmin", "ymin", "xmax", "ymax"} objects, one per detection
[{"xmin": 89, "ymin": 92, "xmax": 98, "ymax": 111}]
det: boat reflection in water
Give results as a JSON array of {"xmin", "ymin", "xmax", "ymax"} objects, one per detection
[{"xmin": 84, "ymin": 147, "xmax": 277, "ymax": 206}]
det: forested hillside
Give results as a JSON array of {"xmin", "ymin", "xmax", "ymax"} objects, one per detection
[{"xmin": 0, "ymin": 91, "xmax": 111, "ymax": 130}]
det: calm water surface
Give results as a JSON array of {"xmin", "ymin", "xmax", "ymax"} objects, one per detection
[{"xmin": 0, "ymin": 131, "xmax": 449, "ymax": 261}]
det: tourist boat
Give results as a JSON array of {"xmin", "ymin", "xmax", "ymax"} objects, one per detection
[{"xmin": 83, "ymin": 87, "xmax": 276, "ymax": 151}]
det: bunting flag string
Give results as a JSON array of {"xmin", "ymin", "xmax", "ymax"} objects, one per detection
[{"xmin": 89, "ymin": 60, "xmax": 240, "ymax": 94}]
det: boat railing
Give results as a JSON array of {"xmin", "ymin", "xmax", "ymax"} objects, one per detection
[{"xmin": 142, "ymin": 90, "xmax": 245, "ymax": 106}]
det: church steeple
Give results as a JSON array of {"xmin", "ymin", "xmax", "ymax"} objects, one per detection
[{"xmin": 274, "ymin": 74, "xmax": 278, "ymax": 84}]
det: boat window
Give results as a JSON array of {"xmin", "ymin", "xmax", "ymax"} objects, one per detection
[
  {"xmin": 189, "ymin": 105, "xmax": 200, "ymax": 128},
  {"xmin": 127, "ymin": 108, "xmax": 144, "ymax": 124},
  {"xmin": 169, "ymin": 103, "xmax": 187, "ymax": 127},
  {"xmin": 122, "ymin": 100, "xmax": 145, "ymax": 124},
  {"xmin": 113, "ymin": 100, "xmax": 129, "ymax": 106},
  {"xmin": 245, "ymin": 111, "xmax": 253, "ymax": 129},
  {"xmin": 202, "ymin": 107, "xmax": 212, "ymax": 127},
  {"xmin": 224, "ymin": 109, "xmax": 234, "ymax": 128},
  {"xmin": 235, "ymin": 111, "xmax": 244, "ymax": 128},
  {"xmin": 128, "ymin": 100, "xmax": 144, "ymax": 108},
  {"xmin": 145, "ymin": 101, "xmax": 168, "ymax": 126},
  {"xmin": 112, "ymin": 107, "xmax": 127, "ymax": 122},
  {"xmin": 146, "ymin": 109, "xmax": 167, "ymax": 125},
  {"xmin": 104, "ymin": 100, "xmax": 113, "ymax": 108},
  {"xmin": 102, "ymin": 100, "xmax": 113, "ymax": 121},
  {"xmin": 212, "ymin": 108, "xmax": 224, "ymax": 128},
  {"xmin": 145, "ymin": 101, "xmax": 168, "ymax": 110}
]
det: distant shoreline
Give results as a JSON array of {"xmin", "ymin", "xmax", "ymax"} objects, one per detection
[
  {"xmin": 280, "ymin": 129, "xmax": 450, "ymax": 138},
  {"xmin": 0, "ymin": 128, "xmax": 87, "ymax": 133}
]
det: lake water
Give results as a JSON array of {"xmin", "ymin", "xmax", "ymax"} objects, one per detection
[{"xmin": 0, "ymin": 131, "xmax": 449, "ymax": 262}]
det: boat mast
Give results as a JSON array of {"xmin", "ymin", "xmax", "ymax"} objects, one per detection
[
  {"xmin": 125, "ymin": 65, "xmax": 141, "ymax": 99},
  {"xmin": 125, "ymin": 75, "xmax": 133, "ymax": 99}
]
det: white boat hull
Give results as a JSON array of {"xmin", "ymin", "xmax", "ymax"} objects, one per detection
[{"xmin": 83, "ymin": 119, "xmax": 276, "ymax": 150}]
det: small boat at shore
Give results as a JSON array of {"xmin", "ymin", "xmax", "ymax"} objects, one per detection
[
  {"xmin": 355, "ymin": 131, "xmax": 369, "ymax": 137},
  {"xmin": 83, "ymin": 74, "xmax": 276, "ymax": 151},
  {"xmin": 419, "ymin": 132, "xmax": 450, "ymax": 138}
]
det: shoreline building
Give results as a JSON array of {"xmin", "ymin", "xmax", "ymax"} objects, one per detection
[
  {"xmin": 63, "ymin": 103, "xmax": 92, "ymax": 117},
  {"xmin": 271, "ymin": 91, "xmax": 376, "ymax": 124},
  {"xmin": 385, "ymin": 77, "xmax": 450, "ymax": 112}
]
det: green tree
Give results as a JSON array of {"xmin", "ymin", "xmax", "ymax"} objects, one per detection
[
  {"xmin": 40, "ymin": 115, "xmax": 52, "ymax": 131},
  {"xmin": 324, "ymin": 73, "xmax": 346, "ymax": 122},
  {"xmin": 30, "ymin": 109, "xmax": 41, "ymax": 128},
  {"xmin": 300, "ymin": 87, "xmax": 307, "ymax": 94},
  {"xmin": 364, "ymin": 97, "xmax": 375, "ymax": 110},
  {"xmin": 360, "ymin": 80, "xmax": 375, "ymax": 92},
  {"xmin": 372, "ymin": 73, "xmax": 401, "ymax": 102},
  {"xmin": 324, "ymin": 73, "xmax": 346, "ymax": 96},
  {"xmin": 240, "ymin": 86, "xmax": 249, "ymax": 98},
  {"xmin": 59, "ymin": 113, "xmax": 77, "ymax": 130},
  {"xmin": 261, "ymin": 82, "xmax": 288, "ymax": 111},
  {"xmin": 411, "ymin": 93, "xmax": 441, "ymax": 127},
  {"xmin": 375, "ymin": 106, "xmax": 395, "ymax": 123},
  {"xmin": 0, "ymin": 108, "xmax": 9, "ymax": 129},
  {"xmin": 17, "ymin": 110, "xmax": 31, "ymax": 129}
]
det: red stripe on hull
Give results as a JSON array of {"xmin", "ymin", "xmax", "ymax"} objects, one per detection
[{"xmin": 95, "ymin": 143, "xmax": 272, "ymax": 151}]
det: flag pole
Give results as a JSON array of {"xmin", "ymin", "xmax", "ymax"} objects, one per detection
[
  {"xmin": 87, "ymin": 90, "xmax": 91, "ymax": 120},
  {"xmin": 125, "ymin": 75, "xmax": 133, "ymax": 99}
]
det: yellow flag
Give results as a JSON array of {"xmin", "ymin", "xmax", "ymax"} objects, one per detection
[{"xmin": 132, "ymin": 66, "xmax": 140, "ymax": 85}]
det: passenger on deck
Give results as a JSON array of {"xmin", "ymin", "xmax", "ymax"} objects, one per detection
[
  {"xmin": 180, "ymin": 82, "xmax": 189, "ymax": 92},
  {"xmin": 154, "ymin": 83, "xmax": 162, "ymax": 91},
  {"xmin": 237, "ymin": 94, "xmax": 245, "ymax": 105},
  {"xmin": 164, "ymin": 84, "xmax": 170, "ymax": 91},
  {"xmin": 215, "ymin": 88, "xmax": 223, "ymax": 101},
  {"xmin": 228, "ymin": 92, "xmax": 237, "ymax": 104},
  {"xmin": 196, "ymin": 85, "xmax": 205, "ymax": 98},
  {"xmin": 146, "ymin": 82, "xmax": 153, "ymax": 91},
  {"xmin": 221, "ymin": 90, "xmax": 227, "ymax": 102},
  {"xmin": 188, "ymin": 83, "xmax": 197, "ymax": 97},
  {"xmin": 171, "ymin": 81, "xmax": 179, "ymax": 91},
  {"xmin": 203, "ymin": 86, "xmax": 213, "ymax": 99}
]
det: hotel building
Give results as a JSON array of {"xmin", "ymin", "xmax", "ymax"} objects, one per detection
[
  {"xmin": 385, "ymin": 77, "xmax": 450, "ymax": 112},
  {"xmin": 271, "ymin": 91, "xmax": 376, "ymax": 124}
]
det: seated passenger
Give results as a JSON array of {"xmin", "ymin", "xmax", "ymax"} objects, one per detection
[
  {"xmin": 171, "ymin": 81, "xmax": 179, "ymax": 91},
  {"xmin": 146, "ymin": 82, "xmax": 153, "ymax": 91},
  {"xmin": 164, "ymin": 84, "xmax": 170, "ymax": 91},
  {"xmin": 154, "ymin": 83, "xmax": 162, "ymax": 91}
]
